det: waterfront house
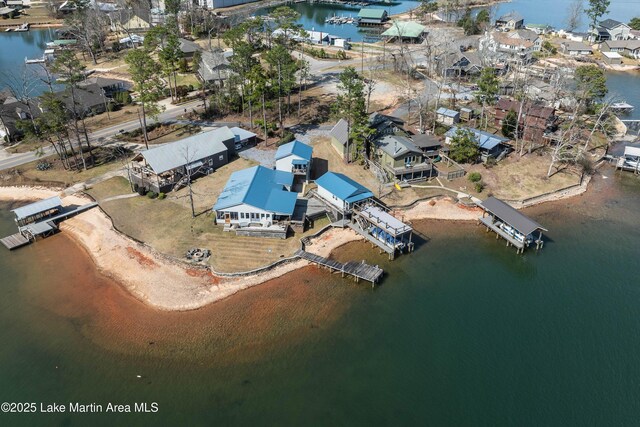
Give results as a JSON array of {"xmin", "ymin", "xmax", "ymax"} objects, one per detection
[
  {"xmin": 445, "ymin": 126, "xmax": 510, "ymax": 161},
  {"xmin": 495, "ymin": 11, "xmax": 524, "ymax": 30},
  {"xmin": 602, "ymin": 51, "xmax": 623, "ymax": 65},
  {"xmin": 55, "ymin": 83, "xmax": 110, "ymax": 117},
  {"xmin": 329, "ymin": 118, "xmax": 354, "ymax": 162},
  {"xmin": 480, "ymin": 29, "xmax": 541, "ymax": 63},
  {"xmin": 589, "ymin": 19, "xmax": 631, "ymax": 42},
  {"xmin": 561, "ymin": 41, "xmax": 593, "ymax": 56},
  {"xmin": 525, "ymin": 24, "xmax": 553, "ymax": 35},
  {"xmin": 315, "ymin": 172, "xmax": 373, "ymax": 214},
  {"xmin": 381, "ymin": 21, "xmax": 427, "ymax": 44},
  {"xmin": 212, "ymin": 165, "xmax": 296, "ymax": 232},
  {"xmin": 357, "ymin": 8, "xmax": 388, "ymax": 26},
  {"xmin": 129, "ymin": 127, "xmax": 232, "ymax": 193},
  {"xmin": 411, "ymin": 134, "xmax": 444, "ymax": 158},
  {"xmin": 494, "ymin": 98, "xmax": 556, "ymax": 144},
  {"xmin": 439, "ymin": 50, "xmax": 483, "ymax": 78},
  {"xmin": 373, "ymin": 135, "xmax": 434, "ymax": 182},
  {"xmin": 436, "ymin": 108, "xmax": 460, "ymax": 126},
  {"xmin": 79, "ymin": 77, "xmax": 131, "ymax": 97},
  {"xmin": 198, "ymin": 49, "xmax": 234, "ymax": 86},
  {"xmin": 601, "ymin": 40, "xmax": 640, "ymax": 59},
  {"xmin": 275, "ymin": 140, "xmax": 313, "ymax": 183}
]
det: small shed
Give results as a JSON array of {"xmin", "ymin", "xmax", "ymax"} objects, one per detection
[
  {"xmin": 436, "ymin": 107, "xmax": 460, "ymax": 125},
  {"xmin": 602, "ymin": 51, "xmax": 623, "ymax": 65},
  {"xmin": 12, "ymin": 196, "xmax": 62, "ymax": 227},
  {"xmin": 459, "ymin": 107, "xmax": 474, "ymax": 121},
  {"xmin": 329, "ymin": 118, "xmax": 353, "ymax": 162}
]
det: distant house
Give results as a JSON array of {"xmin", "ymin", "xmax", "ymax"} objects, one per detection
[
  {"xmin": 411, "ymin": 134, "xmax": 444, "ymax": 158},
  {"xmin": 212, "ymin": 165, "xmax": 297, "ymax": 231},
  {"xmin": 357, "ymin": 8, "xmax": 388, "ymax": 26},
  {"xmin": 275, "ymin": 140, "xmax": 313, "ymax": 182},
  {"xmin": 480, "ymin": 29, "xmax": 541, "ymax": 62},
  {"xmin": 373, "ymin": 135, "xmax": 434, "ymax": 182},
  {"xmin": 602, "ymin": 39, "xmax": 640, "ymax": 59},
  {"xmin": 55, "ymin": 84, "xmax": 111, "ymax": 117},
  {"xmin": 199, "ymin": 0, "xmax": 260, "ymax": 8},
  {"xmin": 381, "ymin": 21, "xmax": 427, "ymax": 44},
  {"xmin": 112, "ymin": 14, "xmax": 151, "ymax": 32},
  {"xmin": 495, "ymin": 11, "xmax": 524, "ymax": 30},
  {"xmin": 525, "ymin": 24, "xmax": 553, "ymax": 35},
  {"xmin": 329, "ymin": 119, "xmax": 353, "ymax": 162},
  {"xmin": 440, "ymin": 50, "xmax": 483, "ymax": 78},
  {"xmin": 602, "ymin": 51, "xmax": 623, "ymax": 65},
  {"xmin": 561, "ymin": 41, "xmax": 593, "ymax": 56},
  {"xmin": 179, "ymin": 38, "xmax": 202, "ymax": 58},
  {"xmin": 436, "ymin": 107, "xmax": 460, "ymax": 126},
  {"xmin": 590, "ymin": 19, "xmax": 631, "ymax": 42},
  {"xmin": 0, "ymin": 98, "xmax": 40, "ymax": 142},
  {"xmin": 198, "ymin": 49, "xmax": 234, "ymax": 86},
  {"xmin": 445, "ymin": 126, "xmax": 510, "ymax": 161},
  {"xmin": 79, "ymin": 77, "xmax": 131, "ymax": 97},
  {"xmin": 315, "ymin": 172, "xmax": 374, "ymax": 213},
  {"xmin": 494, "ymin": 98, "xmax": 556, "ymax": 144},
  {"xmin": 129, "ymin": 127, "xmax": 233, "ymax": 193}
]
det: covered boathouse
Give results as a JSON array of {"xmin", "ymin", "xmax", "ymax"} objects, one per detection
[
  {"xmin": 352, "ymin": 203, "xmax": 414, "ymax": 260},
  {"xmin": 478, "ymin": 197, "xmax": 547, "ymax": 253}
]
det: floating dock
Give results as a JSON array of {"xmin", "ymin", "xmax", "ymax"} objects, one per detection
[
  {"xmin": 0, "ymin": 233, "xmax": 31, "ymax": 250},
  {"xmin": 295, "ymin": 249, "xmax": 383, "ymax": 286}
]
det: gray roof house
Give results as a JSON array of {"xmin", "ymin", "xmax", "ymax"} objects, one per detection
[
  {"xmin": 374, "ymin": 135, "xmax": 434, "ymax": 182},
  {"xmin": 590, "ymin": 19, "xmax": 631, "ymax": 42},
  {"xmin": 495, "ymin": 11, "xmax": 524, "ymax": 30},
  {"xmin": 198, "ymin": 49, "xmax": 234, "ymax": 85},
  {"xmin": 329, "ymin": 118, "xmax": 352, "ymax": 162},
  {"xmin": 179, "ymin": 38, "xmax": 202, "ymax": 58},
  {"xmin": 129, "ymin": 127, "xmax": 234, "ymax": 193}
]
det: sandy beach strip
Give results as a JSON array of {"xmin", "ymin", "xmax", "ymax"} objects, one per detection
[{"xmin": 0, "ymin": 186, "xmax": 480, "ymax": 311}]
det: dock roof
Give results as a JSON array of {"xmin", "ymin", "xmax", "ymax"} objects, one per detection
[
  {"xmin": 381, "ymin": 21, "xmax": 427, "ymax": 38},
  {"xmin": 138, "ymin": 127, "xmax": 232, "ymax": 174},
  {"xmin": 12, "ymin": 196, "xmax": 62, "ymax": 220},
  {"xmin": 479, "ymin": 197, "xmax": 547, "ymax": 235},
  {"xmin": 361, "ymin": 205, "xmax": 411, "ymax": 236},
  {"xmin": 316, "ymin": 172, "xmax": 373, "ymax": 204},
  {"xmin": 275, "ymin": 140, "xmax": 313, "ymax": 161},
  {"xmin": 213, "ymin": 166, "xmax": 296, "ymax": 215},
  {"xmin": 358, "ymin": 8, "xmax": 387, "ymax": 19}
]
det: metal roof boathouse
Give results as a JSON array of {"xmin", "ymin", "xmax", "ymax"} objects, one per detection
[{"xmin": 478, "ymin": 197, "xmax": 547, "ymax": 253}]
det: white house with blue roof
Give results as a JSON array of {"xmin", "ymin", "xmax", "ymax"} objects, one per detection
[
  {"xmin": 275, "ymin": 140, "xmax": 313, "ymax": 182},
  {"xmin": 315, "ymin": 172, "xmax": 374, "ymax": 213},
  {"xmin": 213, "ymin": 165, "xmax": 298, "ymax": 229},
  {"xmin": 445, "ymin": 126, "xmax": 510, "ymax": 161}
]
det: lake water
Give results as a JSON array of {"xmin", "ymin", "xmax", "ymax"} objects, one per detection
[
  {"xmin": 1, "ymin": 171, "xmax": 640, "ymax": 425},
  {"xmin": 0, "ymin": 29, "xmax": 55, "ymax": 96}
]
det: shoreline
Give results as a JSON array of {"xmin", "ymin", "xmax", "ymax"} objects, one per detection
[{"xmin": 0, "ymin": 176, "xmax": 587, "ymax": 312}]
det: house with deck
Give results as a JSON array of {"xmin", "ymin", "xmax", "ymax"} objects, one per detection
[
  {"xmin": 601, "ymin": 39, "xmax": 640, "ymax": 59},
  {"xmin": 439, "ymin": 50, "xmax": 483, "ymax": 78},
  {"xmin": 590, "ymin": 19, "xmax": 631, "ymax": 42},
  {"xmin": 275, "ymin": 140, "xmax": 313, "ymax": 183},
  {"xmin": 374, "ymin": 135, "xmax": 434, "ymax": 182},
  {"xmin": 480, "ymin": 29, "xmax": 541, "ymax": 63},
  {"xmin": 411, "ymin": 134, "xmax": 444, "ymax": 158},
  {"xmin": 561, "ymin": 41, "xmax": 594, "ymax": 56},
  {"xmin": 495, "ymin": 11, "xmax": 524, "ymax": 30},
  {"xmin": 129, "ymin": 127, "xmax": 232, "ymax": 193},
  {"xmin": 212, "ymin": 165, "xmax": 297, "ymax": 238},
  {"xmin": 445, "ymin": 126, "xmax": 510, "ymax": 162},
  {"xmin": 315, "ymin": 172, "xmax": 373, "ymax": 215}
]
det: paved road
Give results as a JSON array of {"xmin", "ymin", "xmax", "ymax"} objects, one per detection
[{"xmin": 0, "ymin": 99, "xmax": 203, "ymax": 172}]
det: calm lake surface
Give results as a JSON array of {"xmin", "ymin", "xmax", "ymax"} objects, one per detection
[
  {"xmin": 0, "ymin": 29, "xmax": 55, "ymax": 95},
  {"xmin": 1, "ymin": 171, "xmax": 640, "ymax": 425}
]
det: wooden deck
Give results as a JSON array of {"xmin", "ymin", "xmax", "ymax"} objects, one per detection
[
  {"xmin": 479, "ymin": 216, "xmax": 526, "ymax": 250},
  {"xmin": 0, "ymin": 233, "xmax": 31, "ymax": 250},
  {"xmin": 295, "ymin": 250, "xmax": 384, "ymax": 285}
]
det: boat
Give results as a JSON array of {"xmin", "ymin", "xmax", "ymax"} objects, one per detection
[
  {"xmin": 13, "ymin": 23, "xmax": 29, "ymax": 32},
  {"xmin": 25, "ymin": 56, "xmax": 46, "ymax": 64},
  {"xmin": 4, "ymin": 28, "xmax": 12, "ymax": 32}
]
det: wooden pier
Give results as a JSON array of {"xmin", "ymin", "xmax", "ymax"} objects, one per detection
[
  {"xmin": 295, "ymin": 249, "xmax": 383, "ymax": 286},
  {"xmin": 0, "ymin": 233, "xmax": 31, "ymax": 250}
]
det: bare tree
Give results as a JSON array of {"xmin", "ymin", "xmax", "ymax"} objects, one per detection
[{"xmin": 566, "ymin": 0, "xmax": 584, "ymax": 32}]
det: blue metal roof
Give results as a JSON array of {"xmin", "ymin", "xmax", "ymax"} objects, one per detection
[
  {"xmin": 275, "ymin": 140, "xmax": 313, "ymax": 161},
  {"xmin": 315, "ymin": 172, "xmax": 374, "ymax": 203},
  {"xmin": 213, "ymin": 166, "xmax": 296, "ymax": 215},
  {"xmin": 445, "ymin": 126, "xmax": 509, "ymax": 151},
  {"xmin": 291, "ymin": 159, "xmax": 309, "ymax": 165}
]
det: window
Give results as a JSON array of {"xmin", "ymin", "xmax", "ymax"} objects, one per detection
[
  {"xmin": 219, "ymin": 155, "xmax": 224, "ymax": 161},
  {"xmin": 208, "ymin": 158, "xmax": 213, "ymax": 166},
  {"xmin": 240, "ymin": 212, "xmax": 245, "ymax": 219}
]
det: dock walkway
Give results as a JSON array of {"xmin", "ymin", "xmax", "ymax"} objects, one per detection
[
  {"xmin": 0, "ymin": 233, "xmax": 31, "ymax": 250},
  {"xmin": 295, "ymin": 249, "xmax": 383, "ymax": 285},
  {"xmin": 347, "ymin": 221, "xmax": 395, "ymax": 256}
]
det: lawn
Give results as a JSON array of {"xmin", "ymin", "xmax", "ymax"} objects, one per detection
[{"xmin": 87, "ymin": 163, "xmax": 331, "ymax": 273}]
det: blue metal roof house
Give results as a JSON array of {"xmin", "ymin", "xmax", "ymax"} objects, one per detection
[
  {"xmin": 445, "ymin": 126, "xmax": 510, "ymax": 160},
  {"xmin": 275, "ymin": 140, "xmax": 313, "ymax": 182},
  {"xmin": 315, "ymin": 172, "xmax": 374, "ymax": 213},
  {"xmin": 213, "ymin": 166, "xmax": 298, "ymax": 231}
]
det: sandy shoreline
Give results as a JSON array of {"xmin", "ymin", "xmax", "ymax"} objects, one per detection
[{"xmin": 0, "ymin": 186, "xmax": 505, "ymax": 312}]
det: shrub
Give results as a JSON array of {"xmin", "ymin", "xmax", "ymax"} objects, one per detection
[
  {"xmin": 36, "ymin": 161, "xmax": 52, "ymax": 171},
  {"xmin": 277, "ymin": 131, "xmax": 296, "ymax": 146},
  {"xmin": 467, "ymin": 172, "xmax": 482, "ymax": 182},
  {"xmin": 113, "ymin": 91, "xmax": 132, "ymax": 105},
  {"xmin": 146, "ymin": 191, "xmax": 157, "ymax": 199},
  {"xmin": 157, "ymin": 192, "xmax": 166, "ymax": 200},
  {"xmin": 474, "ymin": 181, "xmax": 485, "ymax": 193}
]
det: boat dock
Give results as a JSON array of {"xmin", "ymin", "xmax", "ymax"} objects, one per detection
[
  {"xmin": 0, "ymin": 233, "xmax": 31, "ymax": 250},
  {"xmin": 295, "ymin": 249, "xmax": 383, "ymax": 286}
]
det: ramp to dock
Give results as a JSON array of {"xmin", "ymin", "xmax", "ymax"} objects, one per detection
[
  {"xmin": 0, "ymin": 233, "xmax": 31, "ymax": 250},
  {"xmin": 295, "ymin": 249, "xmax": 383, "ymax": 285}
]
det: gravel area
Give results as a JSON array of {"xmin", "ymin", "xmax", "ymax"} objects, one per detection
[{"xmin": 238, "ymin": 147, "xmax": 276, "ymax": 168}]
